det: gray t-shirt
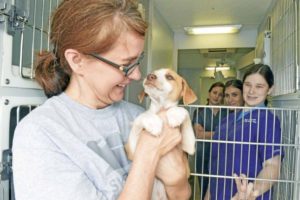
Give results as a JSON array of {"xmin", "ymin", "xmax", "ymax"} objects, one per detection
[{"xmin": 12, "ymin": 93, "xmax": 144, "ymax": 200}]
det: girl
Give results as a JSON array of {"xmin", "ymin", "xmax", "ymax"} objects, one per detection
[
  {"xmin": 224, "ymin": 79, "xmax": 244, "ymax": 109},
  {"xmin": 208, "ymin": 64, "xmax": 283, "ymax": 200},
  {"xmin": 192, "ymin": 82, "xmax": 227, "ymax": 199}
]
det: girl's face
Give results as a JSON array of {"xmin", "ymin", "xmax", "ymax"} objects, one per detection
[
  {"xmin": 208, "ymin": 86, "xmax": 224, "ymax": 105},
  {"xmin": 243, "ymin": 73, "xmax": 273, "ymax": 107},
  {"xmin": 75, "ymin": 31, "xmax": 145, "ymax": 108},
  {"xmin": 224, "ymin": 86, "xmax": 244, "ymax": 108}
]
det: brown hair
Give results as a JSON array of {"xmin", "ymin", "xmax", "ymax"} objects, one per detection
[
  {"xmin": 243, "ymin": 64, "xmax": 274, "ymax": 105},
  {"xmin": 35, "ymin": 0, "xmax": 147, "ymax": 98},
  {"xmin": 208, "ymin": 81, "xmax": 225, "ymax": 93},
  {"xmin": 206, "ymin": 82, "xmax": 225, "ymax": 105}
]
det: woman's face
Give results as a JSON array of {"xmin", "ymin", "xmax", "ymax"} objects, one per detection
[
  {"xmin": 78, "ymin": 31, "xmax": 145, "ymax": 108},
  {"xmin": 224, "ymin": 86, "xmax": 244, "ymax": 108},
  {"xmin": 208, "ymin": 86, "xmax": 224, "ymax": 105},
  {"xmin": 243, "ymin": 73, "xmax": 272, "ymax": 107}
]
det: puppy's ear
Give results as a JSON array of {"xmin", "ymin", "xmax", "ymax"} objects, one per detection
[
  {"xmin": 181, "ymin": 79, "xmax": 197, "ymax": 105},
  {"xmin": 138, "ymin": 90, "xmax": 148, "ymax": 103}
]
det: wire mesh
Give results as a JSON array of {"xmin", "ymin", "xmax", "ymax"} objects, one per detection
[{"xmin": 183, "ymin": 105, "xmax": 300, "ymax": 200}]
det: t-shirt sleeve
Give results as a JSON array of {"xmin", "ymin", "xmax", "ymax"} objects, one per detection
[{"xmin": 258, "ymin": 111, "xmax": 284, "ymax": 161}]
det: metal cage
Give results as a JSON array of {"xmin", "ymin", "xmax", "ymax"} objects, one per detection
[{"xmin": 183, "ymin": 105, "xmax": 300, "ymax": 200}]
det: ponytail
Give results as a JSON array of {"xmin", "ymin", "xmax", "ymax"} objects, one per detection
[{"xmin": 35, "ymin": 51, "xmax": 70, "ymax": 98}]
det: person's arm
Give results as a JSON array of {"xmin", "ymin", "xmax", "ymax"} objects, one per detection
[
  {"xmin": 253, "ymin": 156, "xmax": 281, "ymax": 195},
  {"xmin": 120, "ymin": 113, "xmax": 184, "ymax": 200},
  {"xmin": 119, "ymin": 131, "xmax": 161, "ymax": 200},
  {"xmin": 193, "ymin": 123, "xmax": 214, "ymax": 139},
  {"xmin": 232, "ymin": 156, "xmax": 281, "ymax": 200},
  {"xmin": 155, "ymin": 146, "xmax": 191, "ymax": 200}
]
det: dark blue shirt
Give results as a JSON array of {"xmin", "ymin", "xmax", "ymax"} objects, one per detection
[
  {"xmin": 210, "ymin": 108, "xmax": 284, "ymax": 200},
  {"xmin": 192, "ymin": 107, "xmax": 228, "ymax": 131}
]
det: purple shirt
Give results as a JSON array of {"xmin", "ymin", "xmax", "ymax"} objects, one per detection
[{"xmin": 210, "ymin": 108, "xmax": 283, "ymax": 200}]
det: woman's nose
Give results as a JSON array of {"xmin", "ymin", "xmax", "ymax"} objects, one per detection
[
  {"xmin": 249, "ymin": 86, "xmax": 254, "ymax": 94},
  {"xmin": 228, "ymin": 96, "xmax": 232, "ymax": 102},
  {"xmin": 128, "ymin": 67, "xmax": 141, "ymax": 80}
]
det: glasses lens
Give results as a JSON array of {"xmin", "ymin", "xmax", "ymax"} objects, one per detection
[
  {"xmin": 124, "ymin": 52, "xmax": 144, "ymax": 76},
  {"xmin": 126, "ymin": 64, "xmax": 139, "ymax": 75}
]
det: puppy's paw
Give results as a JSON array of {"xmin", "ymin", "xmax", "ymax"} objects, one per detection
[
  {"xmin": 166, "ymin": 107, "xmax": 188, "ymax": 127},
  {"xmin": 142, "ymin": 114, "xmax": 163, "ymax": 136}
]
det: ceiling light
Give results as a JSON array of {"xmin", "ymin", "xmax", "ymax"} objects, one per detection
[
  {"xmin": 205, "ymin": 66, "xmax": 230, "ymax": 71},
  {"xmin": 184, "ymin": 25, "xmax": 242, "ymax": 35}
]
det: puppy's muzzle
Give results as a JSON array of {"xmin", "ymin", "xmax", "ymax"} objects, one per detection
[
  {"xmin": 147, "ymin": 73, "xmax": 157, "ymax": 81},
  {"xmin": 144, "ymin": 73, "xmax": 158, "ymax": 87}
]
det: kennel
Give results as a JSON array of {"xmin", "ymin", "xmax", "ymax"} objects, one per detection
[{"xmin": 184, "ymin": 105, "xmax": 300, "ymax": 200}]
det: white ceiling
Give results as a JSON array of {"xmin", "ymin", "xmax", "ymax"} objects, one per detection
[
  {"xmin": 154, "ymin": 0, "xmax": 274, "ymax": 33},
  {"xmin": 153, "ymin": 0, "xmax": 275, "ymax": 70}
]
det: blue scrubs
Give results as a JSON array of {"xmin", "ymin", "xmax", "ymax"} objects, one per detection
[
  {"xmin": 210, "ymin": 108, "xmax": 284, "ymax": 200},
  {"xmin": 192, "ymin": 107, "xmax": 227, "ymax": 199}
]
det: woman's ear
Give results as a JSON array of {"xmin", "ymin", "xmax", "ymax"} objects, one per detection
[
  {"xmin": 267, "ymin": 86, "xmax": 274, "ymax": 95},
  {"xmin": 64, "ymin": 49, "xmax": 84, "ymax": 75}
]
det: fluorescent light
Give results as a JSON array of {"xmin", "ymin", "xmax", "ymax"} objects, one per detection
[
  {"xmin": 184, "ymin": 25, "xmax": 242, "ymax": 35},
  {"xmin": 206, "ymin": 66, "xmax": 230, "ymax": 71}
]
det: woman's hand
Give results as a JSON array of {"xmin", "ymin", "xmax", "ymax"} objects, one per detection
[
  {"xmin": 135, "ymin": 111, "xmax": 182, "ymax": 160},
  {"xmin": 231, "ymin": 156, "xmax": 281, "ymax": 200},
  {"xmin": 231, "ymin": 174, "xmax": 259, "ymax": 200},
  {"xmin": 155, "ymin": 146, "xmax": 191, "ymax": 200},
  {"xmin": 122, "ymin": 111, "xmax": 182, "ymax": 200},
  {"xmin": 193, "ymin": 124, "xmax": 214, "ymax": 139},
  {"xmin": 155, "ymin": 112, "xmax": 191, "ymax": 200},
  {"xmin": 136, "ymin": 111, "xmax": 190, "ymax": 200}
]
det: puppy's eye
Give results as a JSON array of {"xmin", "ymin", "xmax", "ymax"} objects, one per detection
[{"xmin": 165, "ymin": 74, "xmax": 174, "ymax": 80}]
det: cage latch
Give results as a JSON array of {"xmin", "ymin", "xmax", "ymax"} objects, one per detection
[
  {"xmin": 1, "ymin": 149, "xmax": 12, "ymax": 181},
  {"xmin": 0, "ymin": 0, "xmax": 29, "ymax": 35},
  {"xmin": 0, "ymin": 0, "xmax": 7, "ymax": 22}
]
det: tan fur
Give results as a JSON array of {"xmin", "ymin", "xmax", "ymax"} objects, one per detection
[
  {"xmin": 181, "ymin": 78, "xmax": 198, "ymax": 105},
  {"xmin": 138, "ymin": 68, "xmax": 197, "ymax": 105},
  {"xmin": 126, "ymin": 68, "xmax": 197, "ymax": 200},
  {"xmin": 138, "ymin": 90, "xmax": 147, "ymax": 103}
]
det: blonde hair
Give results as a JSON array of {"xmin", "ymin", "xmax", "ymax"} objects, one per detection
[{"xmin": 35, "ymin": 0, "xmax": 147, "ymax": 97}]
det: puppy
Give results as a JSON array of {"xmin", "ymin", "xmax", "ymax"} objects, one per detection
[{"xmin": 126, "ymin": 68, "xmax": 197, "ymax": 200}]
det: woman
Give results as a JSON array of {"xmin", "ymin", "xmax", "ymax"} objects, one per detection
[
  {"xmin": 224, "ymin": 79, "xmax": 244, "ymax": 110},
  {"xmin": 209, "ymin": 64, "xmax": 283, "ymax": 200},
  {"xmin": 192, "ymin": 82, "xmax": 227, "ymax": 199},
  {"xmin": 12, "ymin": 1, "xmax": 190, "ymax": 200}
]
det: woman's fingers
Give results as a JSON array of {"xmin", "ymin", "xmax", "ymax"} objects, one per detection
[
  {"xmin": 246, "ymin": 182, "xmax": 254, "ymax": 197},
  {"xmin": 234, "ymin": 173, "xmax": 247, "ymax": 192},
  {"xmin": 156, "ymin": 111, "xmax": 182, "ymax": 156},
  {"xmin": 233, "ymin": 173, "xmax": 241, "ymax": 190},
  {"xmin": 252, "ymin": 189, "xmax": 259, "ymax": 197},
  {"xmin": 241, "ymin": 174, "xmax": 248, "ymax": 190},
  {"xmin": 233, "ymin": 174, "xmax": 260, "ymax": 200}
]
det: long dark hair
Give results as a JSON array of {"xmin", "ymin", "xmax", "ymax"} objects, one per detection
[
  {"xmin": 225, "ymin": 79, "xmax": 243, "ymax": 93},
  {"xmin": 206, "ymin": 82, "xmax": 225, "ymax": 105},
  {"xmin": 209, "ymin": 82, "xmax": 225, "ymax": 92},
  {"xmin": 243, "ymin": 64, "xmax": 274, "ymax": 105}
]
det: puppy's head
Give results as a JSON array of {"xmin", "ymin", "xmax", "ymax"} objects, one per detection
[{"xmin": 139, "ymin": 68, "xmax": 197, "ymax": 107}]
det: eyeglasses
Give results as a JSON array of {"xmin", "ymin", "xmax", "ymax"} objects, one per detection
[{"xmin": 89, "ymin": 52, "xmax": 144, "ymax": 76}]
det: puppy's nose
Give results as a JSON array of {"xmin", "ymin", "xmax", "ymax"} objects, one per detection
[{"xmin": 147, "ymin": 73, "xmax": 157, "ymax": 81}]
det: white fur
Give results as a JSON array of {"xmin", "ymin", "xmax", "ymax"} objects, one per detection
[{"xmin": 127, "ymin": 68, "xmax": 196, "ymax": 200}]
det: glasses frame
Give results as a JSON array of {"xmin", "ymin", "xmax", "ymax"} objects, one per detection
[{"xmin": 89, "ymin": 52, "xmax": 144, "ymax": 76}]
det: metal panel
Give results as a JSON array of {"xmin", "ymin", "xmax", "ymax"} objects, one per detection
[
  {"xmin": 0, "ymin": 0, "xmax": 60, "ymax": 89},
  {"xmin": 271, "ymin": 0, "xmax": 298, "ymax": 95}
]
